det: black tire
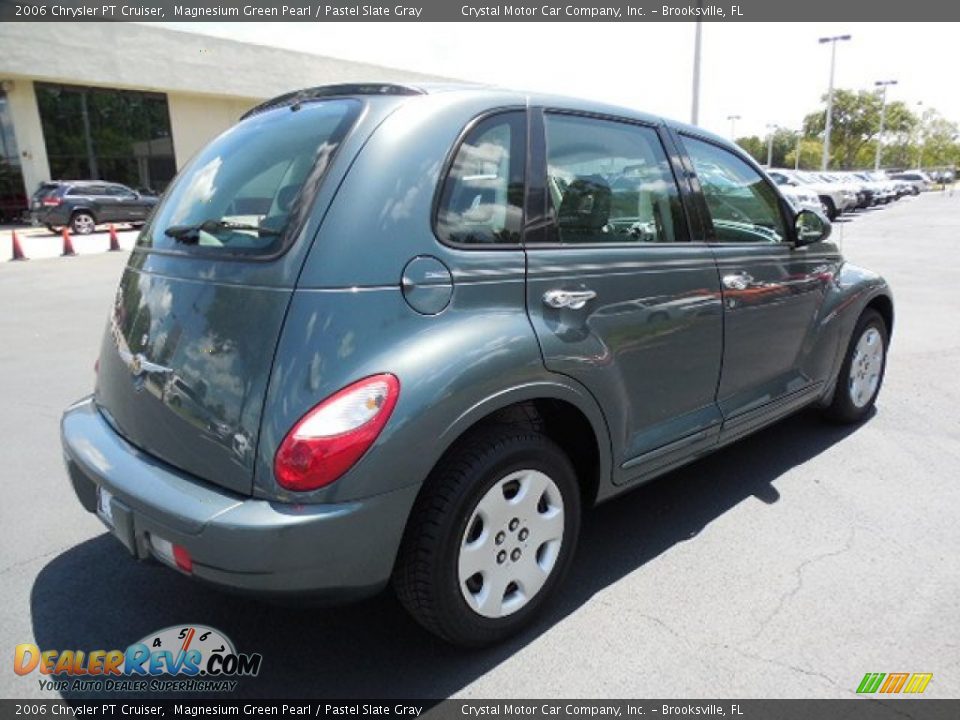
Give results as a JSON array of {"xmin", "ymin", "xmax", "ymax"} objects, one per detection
[
  {"xmin": 394, "ymin": 424, "xmax": 581, "ymax": 647},
  {"xmin": 45, "ymin": 224, "xmax": 61, "ymax": 234},
  {"xmin": 821, "ymin": 197, "xmax": 838, "ymax": 221},
  {"xmin": 71, "ymin": 211, "xmax": 96, "ymax": 235},
  {"xmin": 822, "ymin": 309, "xmax": 888, "ymax": 424}
]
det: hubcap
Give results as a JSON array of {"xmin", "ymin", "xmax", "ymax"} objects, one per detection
[
  {"xmin": 848, "ymin": 326, "xmax": 884, "ymax": 408},
  {"xmin": 458, "ymin": 469, "xmax": 564, "ymax": 619},
  {"xmin": 75, "ymin": 215, "xmax": 94, "ymax": 234}
]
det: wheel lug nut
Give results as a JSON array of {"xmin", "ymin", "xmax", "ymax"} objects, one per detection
[
  {"xmin": 511, "ymin": 548, "xmax": 521, "ymax": 561},
  {"xmin": 519, "ymin": 528, "xmax": 529, "ymax": 541},
  {"xmin": 495, "ymin": 531, "xmax": 506, "ymax": 545},
  {"xmin": 509, "ymin": 518, "xmax": 519, "ymax": 531},
  {"xmin": 497, "ymin": 550, "xmax": 506, "ymax": 564}
]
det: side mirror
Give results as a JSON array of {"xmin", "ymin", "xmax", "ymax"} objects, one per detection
[{"xmin": 794, "ymin": 208, "xmax": 831, "ymax": 246}]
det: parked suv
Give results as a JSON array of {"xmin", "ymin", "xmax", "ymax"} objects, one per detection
[
  {"xmin": 61, "ymin": 84, "xmax": 893, "ymax": 647},
  {"xmin": 888, "ymin": 171, "xmax": 931, "ymax": 194},
  {"xmin": 30, "ymin": 180, "xmax": 159, "ymax": 234},
  {"xmin": 768, "ymin": 169, "xmax": 852, "ymax": 220}
]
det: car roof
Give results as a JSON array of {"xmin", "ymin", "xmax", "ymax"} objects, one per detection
[
  {"xmin": 245, "ymin": 82, "xmax": 733, "ymax": 148},
  {"xmin": 48, "ymin": 180, "xmax": 116, "ymax": 186}
]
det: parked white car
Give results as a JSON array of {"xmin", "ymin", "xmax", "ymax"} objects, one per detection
[
  {"xmin": 768, "ymin": 169, "xmax": 850, "ymax": 220},
  {"xmin": 857, "ymin": 171, "xmax": 897, "ymax": 205},
  {"xmin": 889, "ymin": 171, "xmax": 932, "ymax": 194},
  {"xmin": 779, "ymin": 182, "xmax": 825, "ymax": 215}
]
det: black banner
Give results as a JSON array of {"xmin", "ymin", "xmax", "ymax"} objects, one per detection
[
  {"xmin": 2, "ymin": 700, "xmax": 960, "ymax": 720},
  {"xmin": 1, "ymin": 0, "xmax": 960, "ymax": 22}
]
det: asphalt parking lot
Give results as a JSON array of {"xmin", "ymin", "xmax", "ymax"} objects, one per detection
[{"xmin": 1, "ymin": 193, "xmax": 958, "ymax": 700}]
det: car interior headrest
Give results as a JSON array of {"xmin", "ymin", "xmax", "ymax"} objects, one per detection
[{"xmin": 557, "ymin": 175, "xmax": 612, "ymax": 231}]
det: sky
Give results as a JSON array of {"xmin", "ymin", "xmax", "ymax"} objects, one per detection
[{"xmin": 158, "ymin": 22, "xmax": 959, "ymax": 139}]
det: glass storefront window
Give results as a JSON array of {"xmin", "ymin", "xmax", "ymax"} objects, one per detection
[
  {"xmin": 35, "ymin": 82, "xmax": 176, "ymax": 194},
  {"xmin": 0, "ymin": 89, "xmax": 27, "ymax": 223}
]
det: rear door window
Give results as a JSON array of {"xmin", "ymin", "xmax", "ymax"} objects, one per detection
[
  {"xmin": 138, "ymin": 99, "xmax": 361, "ymax": 257},
  {"xmin": 543, "ymin": 113, "xmax": 686, "ymax": 245},
  {"xmin": 68, "ymin": 185, "xmax": 105, "ymax": 196}
]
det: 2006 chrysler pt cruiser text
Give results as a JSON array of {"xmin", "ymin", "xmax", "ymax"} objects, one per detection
[{"xmin": 62, "ymin": 83, "xmax": 892, "ymax": 647}]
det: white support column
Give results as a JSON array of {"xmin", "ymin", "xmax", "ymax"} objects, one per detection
[{"xmin": 4, "ymin": 78, "xmax": 50, "ymax": 197}]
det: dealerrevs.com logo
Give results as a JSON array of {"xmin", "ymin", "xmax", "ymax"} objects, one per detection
[{"xmin": 14, "ymin": 625, "xmax": 262, "ymax": 693}]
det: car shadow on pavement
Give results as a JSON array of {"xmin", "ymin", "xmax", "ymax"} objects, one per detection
[{"xmin": 30, "ymin": 408, "xmax": 868, "ymax": 700}]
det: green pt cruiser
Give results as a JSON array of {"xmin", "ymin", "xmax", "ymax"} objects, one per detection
[{"xmin": 62, "ymin": 83, "xmax": 893, "ymax": 646}]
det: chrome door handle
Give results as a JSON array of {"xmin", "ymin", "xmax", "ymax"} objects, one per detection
[
  {"xmin": 722, "ymin": 273, "xmax": 754, "ymax": 291},
  {"xmin": 543, "ymin": 289, "xmax": 597, "ymax": 310}
]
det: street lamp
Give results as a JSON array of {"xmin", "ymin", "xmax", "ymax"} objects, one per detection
[
  {"xmin": 727, "ymin": 114, "xmax": 741, "ymax": 139},
  {"xmin": 915, "ymin": 100, "xmax": 924, "ymax": 170},
  {"xmin": 795, "ymin": 130, "xmax": 803, "ymax": 170},
  {"xmin": 819, "ymin": 34, "xmax": 852, "ymax": 171},
  {"xmin": 766, "ymin": 124, "xmax": 778, "ymax": 167},
  {"xmin": 874, "ymin": 79, "xmax": 897, "ymax": 171}
]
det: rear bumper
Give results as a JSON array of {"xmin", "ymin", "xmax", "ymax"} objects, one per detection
[{"xmin": 61, "ymin": 397, "xmax": 418, "ymax": 601}]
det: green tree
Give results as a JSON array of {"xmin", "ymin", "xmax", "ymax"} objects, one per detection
[
  {"xmin": 918, "ymin": 110, "xmax": 960, "ymax": 169},
  {"xmin": 738, "ymin": 129, "xmax": 818, "ymax": 168},
  {"xmin": 784, "ymin": 139, "xmax": 823, "ymax": 170},
  {"xmin": 803, "ymin": 89, "xmax": 916, "ymax": 169},
  {"xmin": 735, "ymin": 135, "xmax": 764, "ymax": 163}
]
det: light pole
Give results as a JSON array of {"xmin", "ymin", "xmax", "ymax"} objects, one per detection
[
  {"xmin": 915, "ymin": 101, "xmax": 924, "ymax": 170},
  {"xmin": 819, "ymin": 34, "xmax": 852, "ymax": 171},
  {"xmin": 795, "ymin": 131, "xmax": 802, "ymax": 170},
  {"xmin": 874, "ymin": 79, "xmax": 897, "ymax": 171},
  {"xmin": 727, "ymin": 114, "xmax": 741, "ymax": 139},
  {"xmin": 691, "ymin": 19, "xmax": 702, "ymax": 125},
  {"xmin": 766, "ymin": 124, "xmax": 778, "ymax": 167}
]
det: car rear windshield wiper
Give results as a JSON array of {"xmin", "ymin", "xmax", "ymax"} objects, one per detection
[{"xmin": 163, "ymin": 219, "xmax": 282, "ymax": 244}]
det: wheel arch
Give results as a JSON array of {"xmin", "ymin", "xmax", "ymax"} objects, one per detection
[
  {"xmin": 70, "ymin": 206, "xmax": 98, "ymax": 223},
  {"xmin": 818, "ymin": 273, "xmax": 894, "ymax": 407},
  {"xmin": 422, "ymin": 380, "xmax": 612, "ymax": 511},
  {"xmin": 865, "ymin": 292, "xmax": 894, "ymax": 337}
]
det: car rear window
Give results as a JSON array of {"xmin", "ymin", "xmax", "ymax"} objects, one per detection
[
  {"xmin": 137, "ymin": 99, "xmax": 361, "ymax": 258},
  {"xmin": 32, "ymin": 183, "xmax": 60, "ymax": 201}
]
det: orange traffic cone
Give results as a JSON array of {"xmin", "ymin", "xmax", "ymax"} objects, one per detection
[
  {"xmin": 108, "ymin": 224, "xmax": 122, "ymax": 252},
  {"xmin": 61, "ymin": 227, "xmax": 76, "ymax": 257},
  {"xmin": 10, "ymin": 230, "xmax": 27, "ymax": 261}
]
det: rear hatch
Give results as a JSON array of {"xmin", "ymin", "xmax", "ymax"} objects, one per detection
[
  {"xmin": 31, "ymin": 182, "xmax": 61, "ymax": 211},
  {"xmin": 94, "ymin": 98, "xmax": 364, "ymax": 495}
]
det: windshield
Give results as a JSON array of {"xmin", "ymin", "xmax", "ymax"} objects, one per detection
[{"xmin": 138, "ymin": 99, "xmax": 360, "ymax": 257}]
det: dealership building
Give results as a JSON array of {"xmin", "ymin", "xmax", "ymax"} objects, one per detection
[{"xmin": 0, "ymin": 23, "xmax": 445, "ymax": 221}]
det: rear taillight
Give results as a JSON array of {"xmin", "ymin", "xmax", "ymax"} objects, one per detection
[
  {"xmin": 274, "ymin": 374, "xmax": 400, "ymax": 492},
  {"xmin": 42, "ymin": 197, "xmax": 61, "ymax": 207}
]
